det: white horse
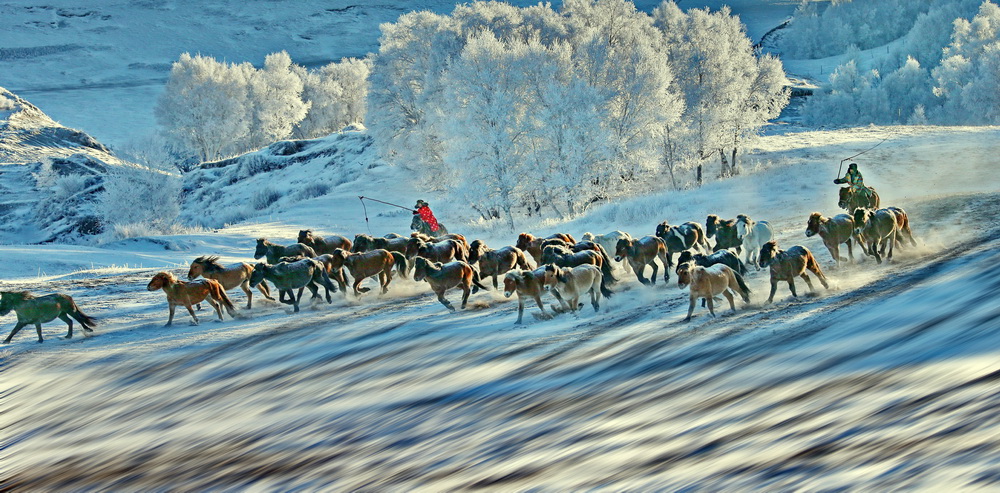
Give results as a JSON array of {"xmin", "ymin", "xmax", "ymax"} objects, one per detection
[
  {"xmin": 582, "ymin": 231, "xmax": 633, "ymax": 273},
  {"xmin": 735, "ymin": 214, "xmax": 773, "ymax": 271},
  {"xmin": 542, "ymin": 264, "xmax": 608, "ymax": 314}
]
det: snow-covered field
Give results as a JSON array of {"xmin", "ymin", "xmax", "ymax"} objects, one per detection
[
  {"xmin": 3, "ymin": 124, "xmax": 1000, "ymax": 489},
  {"xmin": 4, "ymin": 0, "xmax": 1000, "ymax": 489}
]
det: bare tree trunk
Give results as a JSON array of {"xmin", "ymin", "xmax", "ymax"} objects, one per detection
[
  {"xmin": 719, "ymin": 148, "xmax": 730, "ymax": 177},
  {"xmin": 730, "ymin": 147, "xmax": 739, "ymax": 176},
  {"xmin": 697, "ymin": 165, "xmax": 703, "ymax": 186}
]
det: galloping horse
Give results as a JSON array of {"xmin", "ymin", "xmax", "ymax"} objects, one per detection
[
  {"xmin": 805, "ymin": 212, "xmax": 857, "ymax": 268},
  {"xmin": 412, "ymin": 257, "xmax": 487, "ymax": 311},
  {"xmin": 853, "ymin": 207, "xmax": 900, "ymax": 264},
  {"xmin": 503, "ymin": 268, "xmax": 553, "ymax": 324},
  {"xmin": 411, "ymin": 214, "xmax": 449, "ymax": 236},
  {"xmin": 543, "ymin": 264, "xmax": 611, "ymax": 313},
  {"xmin": 516, "ymin": 232, "xmax": 577, "ymax": 265},
  {"xmin": 735, "ymin": 215, "xmax": 773, "ymax": 270},
  {"xmin": 331, "ymin": 248, "xmax": 408, "ymax": 296},
  {"xmin": 676, "ymin": 249, "xmax": 747, "ymax": 278},
  {"xmin": 352, "ymin": 234, "xmax": 408, "ymax": 254},
  {"xmin": 297, "ymin": 230, "xmax": 353, "ymax": 255},
  {"xmin": 468, "ymin": 240, "xmax": 532, "ymax": 289},
  {"xmin": 677, "ymin": 263, "xmax": 751, "ymax": 322},
  {"xmin": 656, "ymin": 221, "xmax": 710, "ymax": 266},
  {"xmin": 147, "ymin": 272, "xmax": 237, "ymax": 325},
  {"xmin": 615, "ymin": 236, "xmax": 669, "ymax": 285},
  {"xmin": 188, "ymin": 255, "xmax": 275, "ymax": 309},
  {"xmin": 412, "ymin": 238, "xmax": 468, "ymax": 264},
  {"xmin": 758, "ymin": 241, "xmax": 830, "ymax": 303},
  {"xmin": 839, "ymin": 186, "xmax": 880, "ymax": 215},
  {"xmin": 249, "ymin": 258, "xmax": 336, "ymax": 313},
  {"xmin": 1, "ymin": 291, "xmax": 96, "ymax": 343},
  {"xmin": 582, "ymin": 231, "xmax": 633, "ymax": 273},
  {"xmin": 254, "ymin": 238, "xmax": 317, "ymax": 265}
]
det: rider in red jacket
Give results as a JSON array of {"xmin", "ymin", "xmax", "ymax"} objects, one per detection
[{"xmin": 413, "ymin": 199, "xmax": 441, "ymax": 233}]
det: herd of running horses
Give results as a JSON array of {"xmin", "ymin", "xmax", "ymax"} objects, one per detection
[{"xmin": 0, "ymin": 187, "xmax": 919, "ymax": 344}]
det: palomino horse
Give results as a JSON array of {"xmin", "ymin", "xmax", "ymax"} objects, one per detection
[
  {"xmin": 412, "ymin": 257, "xmax": 487, "ymax": 311},
  {"xmin": 352, "ymin": 234, "xmax": 408, "ymax": 254},
  {"xmin": 188, "ymin": 255, "xmax": 275, "ymax": 309},
  {"xmin": 758, "ymin": 241, "xmax": 830, "ymax": 303},
  {"xmin": 676, "ymin": 263, "xmax": 751, "ymax": 322},
  {"xmin": 839, "ymin": 186, "xmax": 880, "ymax": 215},
  {"xmin": 582, "ymin": 231, "xmax": 633, "ymax": 273},
  {"xmin": 853, "ymin": 207, "xmax": 900, "ymax": 264},
  {"xmin": 805, "ymin": 212, "xmax": 857, "ymax": 268},
  {"xmin": 330, "ymin": 248, "xmax": 408, "ymax": 296},
  {"xmin": 503, "ymin": 268, "xmax": 554, "ymax": 324},
  {"xmin": 676, "ymin": 249, "xmax": 747, "ymax": 278},
  {"xmin": 147, "ymin": 272, "xmax": 237, "ymax": 325},
  {"xmin": 516, "ymin": 232, "xmax": 577, "ymax": 265},
  {"xmin": 543, "ymin": 264, "xmax": 610, "ymax": 313},
  {"xmin": 706, "ymin": 215, "xmax": 742, "ymax": 253},
  {"xmin": 297, "ymin": 230, "xmax": 353, "ymax": 255},
  {"xmin": 468, "ymin": 240, "xmax": 532, "ymax": 289},
  {"xmin": 735, "ymin": 214, "xmax": 773, "ymax": 271},
  {"xmin": 656, "ymin": 220, "xmax": 711, "ymax": 266},
  {"xmin": 413, "ymin": 239, "xmax": 468, "ymax": 264},
  {"xmin": 411, "ymin": 214, "xmax": 449, "ymax": 236},
  {"xmin": 254, "ymin": 238, "xmax": 317, "ymax": 265},
  {"xmin": 615, "ymin": 236, "xmax": 669, "ymax": 285},
  {"xmin": 249, "ymin": 258, "xmax": 336, "ymax": 313},
  {"xmin": 1, "ymin": 291, "xmax": 96, "ymax": 343}
]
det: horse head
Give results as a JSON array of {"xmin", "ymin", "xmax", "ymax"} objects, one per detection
[
  {"xmin": 297, "ymin": 230, "xmax": 314, "ymax": 245},
  {"xmin": 468, "ymin": 239, "xmax": 488, "ymax": 264},
  {"xmin": 253, "ymin": 238, "xmax": 269, "ymax": 259},
  {"xmin": 676, "ymin": 250, "xmax": 694, "ymax": 267},
  {"xmin": 852, "ymin": 208, "xmax": 873, "ymax": 235},
  {"xmin": 147, "ymin": 272, "xmax": 174, "ymax": 291},
  {"xmin": 758, "ymin": 241, "xmax": 779, "ymax": 268},
  {"xmin": 412, "ymin": 257, "xmax": 429, "ymax": 282},
  {"xmin": 515, "ymin": 233, "xmax": 533, "ymax": 251},
  {"xmin": 735, "ymin": 215, "xmax": 751, "ymax": 239},
  {"xmin": 352, "ymin": 234, "xmax": 372, "ymax": 253},
  {"xmin": 0, "ymin": 291, "xmax": 26, "ymax": 316},
  {"xmin": 655, "ymin": 221, "xmax": 670, "ymax": 239},
  {"xmin": 614, "ymin": 238, "xmax": 632, "ymax": 261},
  {"xmin": 676, "ymin": 262, "xmax": 692, "ymax": 289},
  {"xmin": 248, "ymin": 263, "xmax": 270, "ymax": 287},
  {"xmin": 503, "ymin": 271, "xmax": 522, "ymax": 298},
  {"xmin": 805, "ymin": 212, "xmax": 823, "ymax": 238},
  {"xmin": 187, "ymin": 260, "xmax": 204, "ymax": 280},
  {"xmin": 581, "ymin": 232, "xmax": 595, "ymax": 242},
  {"xmin": 705, "ymin": 215, "xmax": 719, "ymax": 237}
]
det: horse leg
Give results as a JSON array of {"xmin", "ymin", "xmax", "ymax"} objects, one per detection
[
  {"xmin": 436, "ymin": 289, "xmax": 456, "ymax": 312},
  {"xmin": 660, "ymin": 254, "xmax": 670, "ymax": 283},
  {"xmin": 33, "ymin": 323, "xmax": 44, "ymax": 343},
  {"xmin": 649, "ymin": 260, "xmax": 659, "ymax": 285},
  {"xmin": 257, "ymin": 280, "xmax": 276, "ymax": 301},
  {"xmin": 241, "ymin": 281, "xmax": 254, "ymax": 309},
  {"xmin": 591, "ymin": 287, "xmax": 600, "ymax": 312},
  {"xmin": 182, "ymin": 302, "xmax": 199, "ymax": 325},
  {"xmin": 706, "ymin": 296, "xmax": 716, "ymax": 318},
  {"xmin": 800, "ymin": 273, "xmax": 816, "ymax": 293},
  {"xmin": 723, "ymin": 290, "xmax": 736, "ymax": 313},
  {"xmin": 3, "ymin": 322, "xmax": 28, "ymax": 343},
  {"xmin": 379, "ymin": 271, "xmax": 390, "ymax": 295},
  {"xmin": 633, "ymin": 260, "xmax": 650, "ymax": 285},
  {"xmin": 515, "ymin": 297, "xmax": 525, "ymax": 324},
  {"xmin": 166, "ymin": 302, "xmax": 177, "ymax": 326},
  {"xmin": 353, "ymin": 279, "xmax": 364, "ymax": 297},
  {"xmin": 206, "ymin": 296, "xmax": 224, "ymax": 321},
  {"xmin": 58, "ymin": 313, "xmax": 74, "ymax": 338},
  {"xmin": 870, "ymin": 239, "xmax": 883, "ymax": 264},
  {"xmin": 787, "ymin": 278, "xmax": 798, "ymax": 298},
  {"xmin": 460, "ymin": 283, "xmax": 471, "ymax": 309},
  {"xmin": 492, "ymin": 275, "xmax": 499, "ymax": 290},
  {"xmin": 766, "ymin": 281, "xmax": 778, "ymax": 304},
  {"xmin": 684, "ymin": 294, "xmax": 697, "ymax": 322},
  {"xmin": 534, "ymin": 294, "xmax": 552, "ymax": 320},
  {"xmin": 887, "ymin": 230, "xmax": 897, "ymax": 262}
]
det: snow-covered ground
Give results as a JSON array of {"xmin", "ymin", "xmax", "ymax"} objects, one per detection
[{"xmin": 3, "ymin": 124, "xmax": 1000, "ymax": 489}]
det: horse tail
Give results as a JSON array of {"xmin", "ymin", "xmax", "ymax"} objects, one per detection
[
  {"xmin": 515, "ymin": 248, "xmax": 531, "ymax": 270},
  {"xmin": 210, "ymin": 281, "xmax": 237, "ymax": 316},
  {"xmin": 594, "ymin": 243, "xmax": 618, "ymax": 285},
  {"xmin": 390, "ymin": 252, "xmax": 408, "ymax": 279},
  {"xmin": 69, "ymin": 302, "xmax": 98, "ymax": 330},
  {"xmin": 599, "ymin": 271, "xmax": 614, "ymax": 299},
  {"xmin": 731, "ymin": 270, "xmax": 752, "ymax": 303},
  {"xmin": 471, "ymin": 266, "xmax": 489, "ymax": 291},
  {"xmin": 735, "ymin": 256, "xmax": 749, "ymax": 276}
]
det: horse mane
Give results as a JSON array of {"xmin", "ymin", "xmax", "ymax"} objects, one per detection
[
  {"xmin": 4, "ymin": 291, "xmax": 35, "ymax": 301},
  {"xmin": 193, "ymin": 255, "xmax": 225, "ymax": 273}
]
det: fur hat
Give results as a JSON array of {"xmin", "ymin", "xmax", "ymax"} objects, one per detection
[
  {"xmin": 848, "ymin": 162, "xmax": 858, "ymax": 170},
  {"xmin": 415, "ymin": 199, "xmax": 428, "ymax": 208}
]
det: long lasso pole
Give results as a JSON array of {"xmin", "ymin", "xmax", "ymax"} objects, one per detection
[
  {"xmin": 837, "ymin": 136, "xmax": 889, "ymax": 178},
  {"xmin": 358, "ymin": 195, "xmax": 413, "ymax": 211}
]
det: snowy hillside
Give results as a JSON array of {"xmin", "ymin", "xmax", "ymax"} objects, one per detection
[{"xmin": 0, "ymin": 86, "xmax": 135, "ymax": 243}]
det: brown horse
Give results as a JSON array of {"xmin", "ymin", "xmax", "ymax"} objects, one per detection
[
  {"xmin": 411, "ymin": 232, "xmax": 470, "ymax": 250},
  {"xmin": 254, "ymin": 238, "xmax": 317, "ymax": 265},
  {"xmin": 313, "ymin": 253, "xmax": 350, "ymax": 295},
  {"xmin": 412, "ymin": 257, "xmax": 488, "ymax": 311},
  {"xmin": 297, "ymin": 230, "xmax": 353, "ymax": 255},
  {"xmin": 468, "ymin": 240, "xmax": 532, "ymax": 289},
  {"xmin": 331, "ymin": 248, "xmax": 408, "ymax": 296},
  {"xmin": 676, "ymin": 249, "xmax": 747, "ymax": 279},
  {"xmin": 248, "ymin": 258, "xmax": 335, "ymax": 313},
  {"xmin": 805, "ymin": 212, "xmax": 858, "ymax": 268},
  {"xmin": 677, "ymin": 263, "xmax": 751, "ymax": 322},
  {"xmin": 853, "ymin": 207, "xmax": 900, "ymax": 264},
  {"xmin": 414, "ymin": 238, "xmax": 468, "ymax": 264},
  {"xmin": 503, "ymin": 268, "xmax": 554, "ymax": 324},
  {"xmin": 188, "ymin": 255, "xmax": 275, "ymax": 309},
  {"xmin": 706, "ymin": 215, "xmax": 742, "ymax": 253},
  {"xmin": 541, "ymin": 245, "xmax": 607, "ymax": 283},
  {"xmin": 516, "ymin": 232, "xmax": 577, "ymax": 264},
  {"xmin": 147, "ymin": 272, "xmax": 237, "ymax": 325},
  {"xmin": 1, "ymin": 291, "xmax": 96, "ymax": 343},
  {"xmin": 614, "ymin": 236, "xmax": 669, "ymax": 285},
  {"xmin": 839, "ymin": 186, "xmax": 880, "ymax": 215},
  {"xmin": 543, "ymin": 264, "xmax": 611, "ymax": 313},
  {"xmin": 758, "ymin": 241, "xmax": 830, "ymax": 303}
]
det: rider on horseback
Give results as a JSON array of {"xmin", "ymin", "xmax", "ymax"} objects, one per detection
[
  {"xmin": 413, "ymin": 199, "xmax": 441, "ymax": 233},
  {"xmin": 834, "ymin": 162, "xmax": 872, "ymax": 201}
]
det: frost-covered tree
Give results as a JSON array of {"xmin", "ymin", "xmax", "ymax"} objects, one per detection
[
  {"xmin": 247, "ymin": 51, "xmax": 310, "ymax": 148},
  {"xmin": 933, "ymin": 1, "xmax": 1000, "ymax": 123},
  {"xmin": 155, "ymin": 53, "xmax": 252, "ymax": 162},
  {"xmin": 293, "ymin": 57, "xmax": 371, "ymax": 139}
]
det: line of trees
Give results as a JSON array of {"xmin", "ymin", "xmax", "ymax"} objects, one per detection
[
  {"xmin": 155, "ymin": 51, "xmax": 370, "ymax": 163},
  {"xmin": 366, "ymin": 0, "xmax": 788, "ymax": 228}
]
